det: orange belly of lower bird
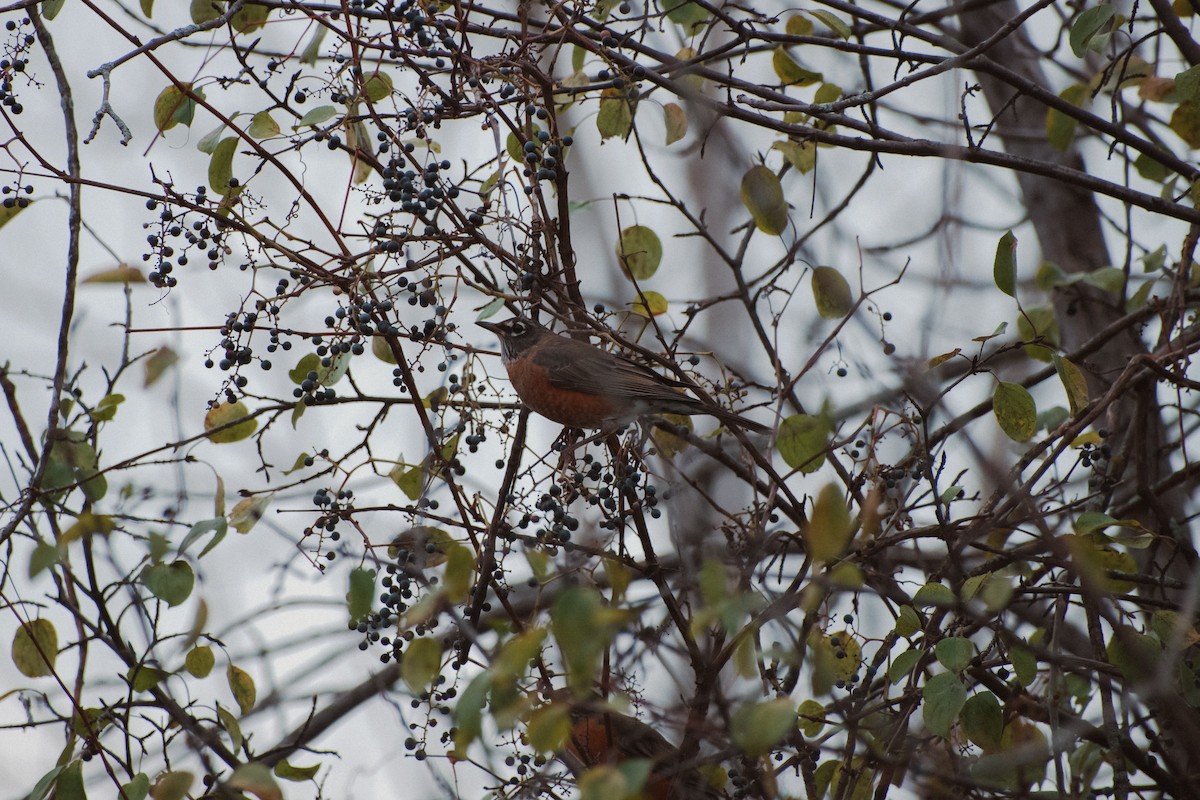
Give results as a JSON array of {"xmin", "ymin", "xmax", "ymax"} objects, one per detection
[
  {"xmin": 506, "ymin": 362, "xmax": 620, "ymax": 428},
  {"xmin": 567, "ymin": 718, "xmax": 677, "ymax": 800}
]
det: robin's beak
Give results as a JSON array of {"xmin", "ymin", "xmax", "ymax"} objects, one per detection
[{"xmin": 477, "ymin": 320, "xmax": 502, "ymax": 335}]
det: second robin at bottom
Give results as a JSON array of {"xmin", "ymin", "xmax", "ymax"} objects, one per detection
[
  {"xmin": 478, "ymin": 315, "xmax": 768, "ymax": 433},
  {"xmin": 546, "ymin": 690, "xmax": 724, "ymax": 800}
]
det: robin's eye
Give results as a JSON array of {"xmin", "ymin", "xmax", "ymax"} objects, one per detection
[{"xmin": 510, "ymin": 320, "xmax": 528, "ymax": 336}]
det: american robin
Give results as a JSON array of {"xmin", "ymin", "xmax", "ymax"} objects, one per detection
[
  {"xmin": 477, "ymin": 316, "xmax": 768, "ymax": 433},
  {"xmin": 546, "ymin": 690, "xmax": 723, "ymax": 800}
]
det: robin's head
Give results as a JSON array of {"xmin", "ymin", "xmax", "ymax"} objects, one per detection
[{"xmin": 477, "ymin": 315, "xmax": 547, "ymax": 361}]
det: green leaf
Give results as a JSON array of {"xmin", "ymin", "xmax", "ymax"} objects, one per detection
[
  {"xmin": 1047, "ymin": 83, "xmax": 1089, "ymax": 152},
  {"xmin": 527, "ymin": 701, "xmax": 572, "ymax": 753},
  {"xmin": 62, "ymin": 513, "xmax": 115, "ymax": 544},
  {"xmin": 894, "ymin": 605, "xmax": 922, "ymax": 637},
  {"xmin": 807, "ymin": 9, "xmax": 851, "ymax": 39},
  {"xmin": 453, "ymin": 672, "xmax": 490, "ymax": 757},
  {"xmin": 1170, "ymin": 102, "xmax": 1200, "ymax": 148},
  {"xmin": 596, "ymin": 88, "xmax": 633, "ymax": 140},
  {"xmin": 185, "ymin": 645, "xmax": 215, "ymax": 678},
  {"xmin": 248, "ymin": 111, "xmax": 280, "ymax": 139},
  {"xmin": 804, "ymin": 483, "xmax": 851, "ymax": 562},
  {"xmin": 29, "ymin": 541, "xmax": 61, "ymax": 578},
  {"xmin": 1074, "ymin": 510, "xmax": 1143, "ymax": 535},
  {"xmin": 1177, "ymin": 65, "xmax": 1200, "ymax": 104},
  {"xmin": 228, "ymin": 763, "xmax": 282, "ymax": 800},
  {"xmin": 296, "ymin": 105, "xmax": 337, "ymax": 127},
  {"xmin": 1052, "ymin": 353, "xmax": 1089, "ymax": 416},
  {"xmin": 389, "ymin": 462, "xmax": 424, "ymax": 500},
  {"xmin": 774, "ymin": 139, "xmax": 816, "ymax": 174},
  {"xmin": 208, "ymin": 136, "xmax": 238, "ymax": 195},
  {"xmin": 962, "ymin": 691, "xmax": 1003, "ymax": 751},
  {"xmin": 663, "ymin": 102, "xmax": 687, "ymax": 145},
  {"xmin": 300, "ymin": 26, "xmax": 327, "ymax": 66},
  {"xmin": 1134, "ymin": 153, "xmax": 1171, "ymax": 182},
  {"xmin": 993, "ymin": 230, "xmax": 1017, "ymax": 297},
  {"xmin": 772, "ymin": 47, "xmax": 822, "ymax": 86},
  {"xmin": 443, "ymin": 541, "xmax": 475, "ymax": 602},
  {"xmin": 228, "ymin": 494, "xmax": 271, "ymax": 533},
  {"xmin": 217, "ymin": 704, "xmax": 243, "ymax": 751},
  {"xmin": 177, "ymin": 517, "xmax": 228, "ymax": 558},
  {"xmin": 196, "ymin": 123, "xmax": 227, "ymax": 154},
  {"xmin": 27, "ymin": 766, "xmax": 65, "ymax": 800},
  {"xmin": 1016, "ymin": 305, "xmax": 1059, "ymax": 361},
  {"xmin": 934, "ymin": 637, "xmax": 974, "ymax": 673},
  {"xmin": 631, "ymin": 290, "xmax": 668, "ymax": 317},
  {"xmin": 347, "ymin": 567, "xmax": 375, "ymax": 623},
  {"xmin": 190, "ymin": 0, "xmax": 223, "ymax": 24},
  {"xmin": 786, "ymin": 14, "xmax": 814, "ymax": 35},
  {"xmin": 143, "ymin": 346, "xmax": 179, "ymax": 386},
  {"xmin": 122, "ymin": 773, "xmax": 151, "ymax": 800},
  {"xmin": 913, "ymin": 582, "xmax": 956, "ymax": 609},
  {"xmin": 1107, "ymin": 625, "xmax": 1161, "ymax": 681},
  {"xmin": 12, "ymin": 619, "xmax": 58, "ymax": 677},
  {"xmin": 664, "ymin": 0, "xmax": 708, "ymax": 34},
  {"xmin": 888, "ymin": 648, "xmax": 921, "ymax": 684},
  {"xmin": 1010, "ymin": 640, "xmax": 1037, "ymax": 686},
  {"xmin": 615, "ymin": 225, "xmax": 662, "ymax": 280},
  {"xmin": 811, "ymin": 265, "xmax": 853, "ymax": 319},
  {"xmin": 55, "ymin": 761, "xmax": 85, "ymax": 800},
  {"xmin": 153, "ymin": 85, "xmax": 190, "ymax": 133},
  {"xmin": 402, "ymin": 636, "xmax": 443, "ymax": 693},
  {"xmin": 140, "ymin": 0, "xmax": 154, "ymax": 16},
  {"xmin": 1126, "ymin": 279, "xmax": 1155, "ymax": 312},
  {"xmin": 0, "ymin": 198, "xmax": 27, "ymax": 230},
  {"xmin": 228, "ymin": 664, "xmax": 257, "ymax": 715},
  {"xmin": 740, "ymin": 165, "xmax": 788, "ymax": 236},
  {"xmin": 273, "ymin": 759, "xmax": 321, "ymax": 782},
  {"xmin": 141, "ymin": 560, "xmax": 195, "ymax": 607},
  {"xmin": 922, "ymin": 672, "xmax": 967, "ymax": 738},
  {"xmin": 552, "ymin": 587, "xmax": 621, "ymax": 692},
  {"xmin": 42, "ymin": 0, "xmax": 66, "ymax": 19},
  {"xmin": 204, "ymin": 400, "xmax": 257, "ymax": 443},
  {"xmin": 363, "ymin": 72, "xmax": 394, "ymax": 103},
  {"xmin": 1069, "ymin": 5, "xmax": 1115, "ymax": 57},
  {"xmin": 731, "ymin": 698, "xmax": 796, "ymax": 757},
  {"xmin": 230, "ymin": 3, "xmax": 269, "ymax": 34},
  {"xmin": 776, "ymin": 413, "xmax": 831, "ymax": 473},
  {"xmin": 151, "ymin": 772, "xmax": 194, "ymax": 800},
  {"xmin": 128, "ymin": 665, "xmax": 169, "ymax": 692},
  {"xmin": 993, "ymin": 381, "xmax": 1037, "ymax": 442}
]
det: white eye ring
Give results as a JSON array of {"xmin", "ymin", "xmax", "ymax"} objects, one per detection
[{"xmin": 511, "ymin": 320, "xmax": 528, "ymax": 336}]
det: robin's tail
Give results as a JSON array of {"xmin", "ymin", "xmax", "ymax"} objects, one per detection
[{"xmin": 708, "ymin": 406, "xmax": 771, "ymax": 434}]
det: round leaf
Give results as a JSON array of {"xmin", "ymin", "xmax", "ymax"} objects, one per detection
[
  {"xmin": 12, "ymin": 619, "xmax": 58, "ymax": 678},
  {"xmin": 993, "ymin": 382, "xmax": 1037, "ymax": 442},
  {"xmin": 922, "ymin": 672, "xmax": 967, "ymax": 738},
  {"xmin": 204, "ymin": 401, "xmax": 258, "ymax": 443},
  {"xmin": 227, "ymin": 664, "xmax": 257, "ymax": 715},
  {"xmin": 731, "ymin": 698, "xmax": 796, "ymax": 757},
  {"xmin": 185, "ymin": 645, "xmax": 215, "ymax": 678},
  {"xmin": 616, "ymin": 225, "xmax": 662, "ymax": 280},
  {"xmin": 740, "ymin": 165, "xmax": 788, "ymax": 236},
  {"xmin": 776, "ymin": 413, "xmax": 831, "ymax": 473},
  {"xmin": 631, "ymin": 291, "xmax": 668, "ymax": 317},
  {"xmin": 141, "ymin": 560, "xmax": 195, "ymax": 607},
  {"xmin": 597, "ymin": 88, "xmax": 633, "ymax": 140},
  {"xmin": 812, "ymin": 266, "xmax": 853, "ymax": 319},
  {"xmin": 934, "ymin": 636, "xmax": 974, "ymax": 673}
]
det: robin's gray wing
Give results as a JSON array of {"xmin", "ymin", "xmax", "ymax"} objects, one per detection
[{"xmin": 530, "ymin": 333, "xmax": 698, "ymax": 404}]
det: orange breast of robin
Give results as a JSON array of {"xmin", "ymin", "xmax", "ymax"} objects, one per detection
[
  {"xmin": 567, "ymin": 717, "xmax": 678, "ymax": 800},
  {"xmin": 506, "ymin": 357, "xmax": 619, "ymax": 428}
]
